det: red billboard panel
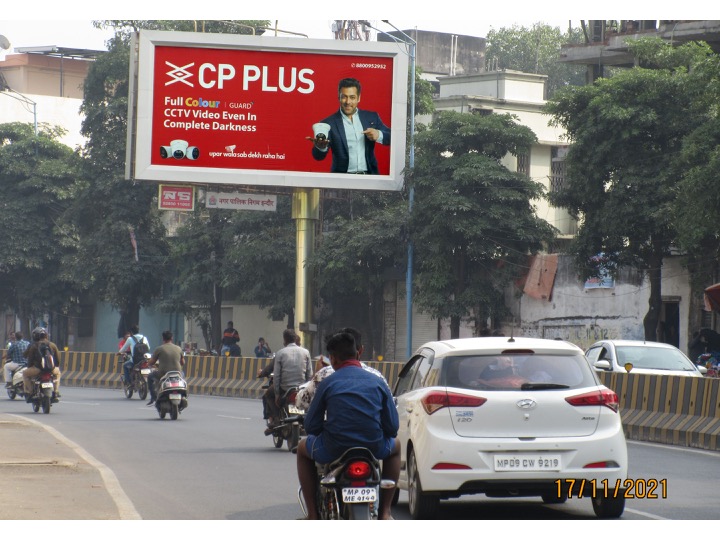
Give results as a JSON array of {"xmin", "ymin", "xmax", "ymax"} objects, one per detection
[{"xmin": 128, "ymin": 31, "xmax": 408, "ymax": 191}]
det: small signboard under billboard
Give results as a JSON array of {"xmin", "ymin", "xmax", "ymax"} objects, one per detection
[{"xmin": 158, "ymin": 184, "xmax": 194, "ymax": 211}]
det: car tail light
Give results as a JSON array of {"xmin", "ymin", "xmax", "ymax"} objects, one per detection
[
  {"xmin": 345, "ymin": 461, "xmax": 372, "ymax": 480},
  {"xmin": 421, "ymin": 390, "xmax": 487, "ymax": 415},
  {"xmin": 565, "ymin": 389, "xmax": 619, "ymax": 412}
]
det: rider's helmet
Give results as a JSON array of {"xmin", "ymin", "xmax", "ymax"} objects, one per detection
[{"xmin": 32, "ymin": 327, "xmax": 48, "ymax": 342}]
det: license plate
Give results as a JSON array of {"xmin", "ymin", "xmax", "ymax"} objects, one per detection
[
  {"xmin": 288, "ymin": 404, "xmax": 303, "ymax": 414},
  {"xmin": 41, "ymin": 382, "xmax": 54, "ymax": 389},
  {"xmin": 140, "ymin": 369, "xmax": 151, "ymax": 375},
  {"xmin": 341, "ymin": 487, "xmax": 377, "ymax": 503},
  {"xmin": 494, "ymin": 454, "xmax": 562, "ymax": 471}
]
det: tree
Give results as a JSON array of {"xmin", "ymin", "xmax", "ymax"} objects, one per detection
[
  {"xmin": 410, "ymin": 111, "xmax": 557, "ymax": 338},
  {"xmin": 66, "ymin": 32, "xmax": 169, "ymax": 336},
  {"xmin": 311, "ymin": 191, "xmax": 407, "ymax": 357},
  {"xmin": 671, "ymin": 43, "xmax": 720, "ymax": 290},
  {"xmin": 162, "ymin": 196, "xmax": 296, "ymax": 352},
  {"xmin": 485, "ymin": 22, "xmax": 586, "ymax": 98},
  {"xmin": 0, "ymin": 122, "xmax": 84, "ymax": 342},
  {"xmin": 545, "ymin": 38, "xmax": 709, "ymax": 340},
  {"xmin": 68, "ymin": 20, "xmax": 271, "ymax": 338}
]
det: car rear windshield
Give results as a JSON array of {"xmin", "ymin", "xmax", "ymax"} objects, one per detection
[
  {"xmin": 616, "ymin": 346, "xmax": 697, "ymax": 372},
  {"xmin": 441, "ymin": 354, "xmax": 596, "ymax": 391}
]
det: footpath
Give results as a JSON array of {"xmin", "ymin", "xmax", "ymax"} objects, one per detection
[{"xmin": 0, "ymin": 412, "xmax": 140, "ymax": 520}]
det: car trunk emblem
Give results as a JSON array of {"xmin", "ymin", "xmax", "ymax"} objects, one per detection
[{"xmin": 516, "ymin": 399, "xmax": 537, "ymax": 409}]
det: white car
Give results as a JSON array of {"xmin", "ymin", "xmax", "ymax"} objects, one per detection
[
  {"xmin": 586, "ymin": 340, "xmax": 707, "ymax": 377},
  {"xmin": 393, "ymin": 336, "xmax": 628, "ymax": 519}
]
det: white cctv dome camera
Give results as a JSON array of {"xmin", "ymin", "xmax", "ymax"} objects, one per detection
[{"xmin": 169, "ymin": 139, "xmax": 189, "ymax": 159}]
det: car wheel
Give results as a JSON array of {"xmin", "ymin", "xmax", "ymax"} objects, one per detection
[
  {"xmin": 591, "ymin": 492, "xmax": 625, "ymax": 518},
  {"xmin": 407, "ymin": 449, "xmax": 439, "ymax": 519},
  {"xmin": 542, "ymin": 491, "xmax": 568, "ymax": 504}
]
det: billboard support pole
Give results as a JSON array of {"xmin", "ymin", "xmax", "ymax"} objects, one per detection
[{"xmin": 292, "ymin": 187, "xmax": 320, "ymax": 353}]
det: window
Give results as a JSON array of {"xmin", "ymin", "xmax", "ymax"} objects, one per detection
[
  {"xmin": 550, "ymin": 146, "xmax": 568, "ymax": 193},
  {"xmin": 517, "ymin": 152, "xmax": 530, "ymax": 177}
]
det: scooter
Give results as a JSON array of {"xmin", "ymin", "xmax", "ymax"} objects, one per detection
[
  {"xmin": 296, "ymin": 443, "xmax": 395, "ymax": 520},
  {"xmin": 123, "ymin": 353, "xmax": 152, "ymax": 400},
  {"xmin": 6, "ymin": 365, "xmax": 27, "ymax": 400},
  {"xmin": 154, "ymin": 370, "xmax": 188, "ymax": 420}
]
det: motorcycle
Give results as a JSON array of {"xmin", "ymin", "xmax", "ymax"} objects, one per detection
[
  {"xmin": 122, "ymin": 353, "xmax": 152, "ymax": 400},
  {"xmin": 154, "ymin": 370, "xmax": 188, "ymax": 420},
  {"xmin": 262, "ymin": 373, "xmax": 305, "ymax": 451},
  {"xmin": 295, "ymin": 441, "xmax": 396, "ymax": 520},
  {"xmin": 27, "ymin": 370, "xmax": 57, "ymax": 414}
]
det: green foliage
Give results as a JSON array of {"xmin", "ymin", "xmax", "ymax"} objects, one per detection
[
  {"xmin": 545, "ymin": 38, "xmax": 715, "ymax": 337},
  {"xmin": 0, "ymin": 122, "xmax": 84, "ymax": 322},
  {"xmin": 410, "ymin": 111, "xmax": 557, "ymax": 334},
  {"xmin": 485, "ymin": 22, "xmax": 586, "ymax": 98}
]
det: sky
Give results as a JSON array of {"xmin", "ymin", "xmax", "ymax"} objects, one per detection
[{"xmin": 1, "ymin": 0, "xmax": 699, "ymax": 55}]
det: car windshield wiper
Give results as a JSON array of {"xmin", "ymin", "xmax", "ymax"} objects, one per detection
[{"xmin": 520, "ymin": 383, "xmax": 570, "ymax": 390}]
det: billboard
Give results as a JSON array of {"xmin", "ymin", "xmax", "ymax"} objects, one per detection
[{"xmin": 127, "ymin": 30, "xmax": 409, "ymax": 191}]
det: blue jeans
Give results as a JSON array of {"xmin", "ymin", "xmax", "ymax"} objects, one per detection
[{"xmin": 123, "ymin": 358, "xmax": 134, "ymax": 384}]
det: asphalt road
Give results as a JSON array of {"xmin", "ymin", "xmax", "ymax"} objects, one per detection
[{"xmin": 1, "ymin": 386, "xmax": 718, "ymax": 525}]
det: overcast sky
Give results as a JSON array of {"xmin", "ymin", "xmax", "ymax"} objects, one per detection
[{"xmin": 0, "ymin": 1, "xmax": 707, "ymax": 55}]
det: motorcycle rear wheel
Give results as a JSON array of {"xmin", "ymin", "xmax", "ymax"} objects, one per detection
[
  {"xmin": 287, "ymin": 424, "xmax": 299, "ymax": 452},
  {"xmin": 7, "ymin": 387, "xmax": 16, "ymax": 399},
  {"xmin": 138, "ymin": 379, "xmax": 148, "ymax": 401},
  {"xmin": 170, "ymin": 403, "xmax": 179, "ymax": 420},
  {"xmin": 41, "ymin": 395, "xmax": 51, "ymax": 414}
]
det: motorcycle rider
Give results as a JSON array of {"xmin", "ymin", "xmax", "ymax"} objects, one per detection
[
  {"xmin": 263, "ymin": 329, "xmax": 312, "ymax": 435},
  {"xmin": 22, "ymin": 327, "xmax": 62, "ymax": 403},
  {"xmin": 4, "ymin": 331, "xmax": 30, "ymax": 388},
  {"xmin": 117, "ymin": 324, "xmax": 150, "ymax": 387},
  {"xmin": 295, "ymin": 327, "xmax": 388, "ymax": 411},
  {"xmin": 146, "ymin": 330, "xmax": 185, "ymax": 406},
  {"xmin": 296, "ymin": 330, "xmax": 400, "ymax": 520}
]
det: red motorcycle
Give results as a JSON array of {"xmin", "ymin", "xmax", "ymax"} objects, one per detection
[{"xmin": 123, "ymin": 353, "xmax": 151, "ymax": 400}]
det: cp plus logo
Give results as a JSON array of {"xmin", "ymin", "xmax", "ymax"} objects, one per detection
[
  {"xmin": 164, "ymin": 61, "xmax": 236, "ymax": 89},
  {"xmin": 165, "ymin": 61, "xmax": 195, "ymax": 87}
]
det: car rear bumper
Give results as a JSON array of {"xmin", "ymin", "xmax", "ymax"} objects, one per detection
[{"xmin": 403, "ymin": 421, "xmax": 627, "ymax": 495}]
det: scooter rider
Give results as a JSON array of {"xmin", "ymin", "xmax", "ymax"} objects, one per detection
[
  {"xmin": 4, "ymin": 331, "xmax": 30, "ymax": 388},
  {"xmin": 22, "ymin": 327, "xmax": 62, "ymax": 403},
  {"xmin": 146, "ymin": 330, "xmax": 185, "ymax": 406}
]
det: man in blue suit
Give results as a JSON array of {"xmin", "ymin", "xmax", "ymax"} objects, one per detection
[{"xmin": 310, "ymin": 78, "xmax": 391, "ymax": 174}]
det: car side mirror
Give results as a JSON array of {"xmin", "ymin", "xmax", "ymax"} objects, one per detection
[{"xmin": 594, "ymin": 359, "xmax": 612, "ymax": 371}]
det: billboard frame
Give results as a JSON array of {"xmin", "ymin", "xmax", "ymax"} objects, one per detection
[{"xmin": 126, "ymin": 30, "xmax": 408, "ymax": 191}]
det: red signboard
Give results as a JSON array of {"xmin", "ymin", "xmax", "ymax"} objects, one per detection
[
  {"xmin": 158, "ymin": 184, "xmax": 195, "ymax": 211},
  {"xmin": 128, "ymin": 31, "xmax": 408, "ymax": 191}
]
